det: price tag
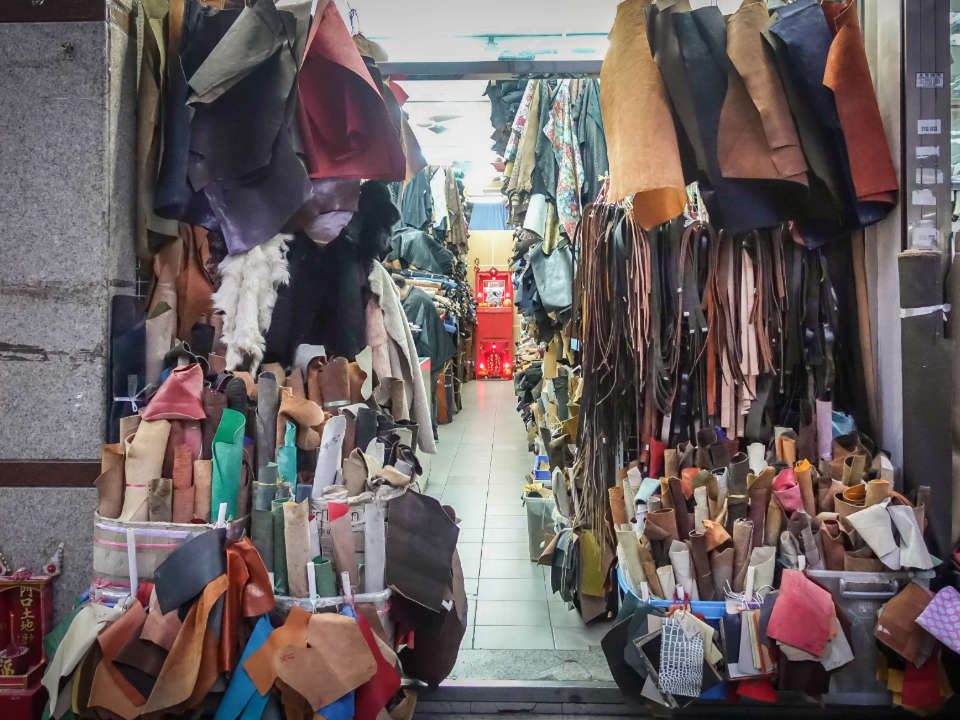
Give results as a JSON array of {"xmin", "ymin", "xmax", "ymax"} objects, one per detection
[
  {"xmin": 912, "ymin": 189, "xmax": 937, "ymax": 206},
  {"xmin": 916, "ymin": 72, "xmax": 944, "ymax": 88},
  {"xmin": 918, "ymin": 119, "xmax": 941, "ymax": 134},
  {"xmin": 916, "ymin": 146, "xmax": 940, "ymax": 159}
]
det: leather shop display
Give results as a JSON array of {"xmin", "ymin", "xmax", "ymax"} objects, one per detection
[
  {"xmin": 504, "ymin": 0, "xmax": 956, "ymax": 713},
  {"xmin": 40, "ymin": 2, "xmax": 477, "ymax": 718}
]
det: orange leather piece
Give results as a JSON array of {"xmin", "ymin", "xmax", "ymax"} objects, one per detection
[
  {"xmin": 88, "ymin": 661, "xmax": 144, "ymax": 720},
  {"xmin": 94, "ymin": 602, "xmax": 148, "ymax": 708},
  {"xmin": 221, "ymin": 545, "xmax": 250, "ymax": 674},
  {"xmin": 679, "ymin": 468, "xmax": 698, "ymax": 498},
  {"xmin": 142, "ymin": 574, "xmax": 229, "ymax": 714},
  {"xmin": 822, "ymin": 0, "xmax": 898, "ymax": 204},
  {"xmin": 172, "ymin": 444, "xmax": 196, "ymax": 524},
  {"xmin": 244, "ymin": 605, "xmax": 312, "ymax": 697},
  {"xmin": 141, "ymin": 590, "xmax": 182, "ymax": 652},
  {"xmin": 234, "ymin": 536, "xmax": 277, "ymax": 617}
]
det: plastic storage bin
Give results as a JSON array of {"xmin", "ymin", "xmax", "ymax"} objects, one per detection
[{"xmin": 523, "ymin": 493, "xmax": 556, "ymax": 560}]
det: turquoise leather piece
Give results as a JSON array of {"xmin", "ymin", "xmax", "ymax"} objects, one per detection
[
  {"xmin": 213, "ymin": 614, "xmax": 273, "ymax": 720},
  {"xmin": 277, "ymin": 421, "xmax": 298, "ymax": 489},
  {"xmin": 212, "ymin": 408, "xmax": 246, "ymax": 520}
]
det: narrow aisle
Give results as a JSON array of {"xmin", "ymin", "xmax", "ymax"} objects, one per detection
[{"xmin": 425, "ymin": 380, "xmax": 611, "ymax": 681}]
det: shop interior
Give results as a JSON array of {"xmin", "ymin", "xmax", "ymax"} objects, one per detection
[{"xmin": 8, "ymin": 0, "xmax": 960, "ymax": 719}]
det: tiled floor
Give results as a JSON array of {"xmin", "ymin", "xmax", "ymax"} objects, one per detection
[{"xmin": 424, "ymin": 380, "xmax": 612, "ymax": 677}]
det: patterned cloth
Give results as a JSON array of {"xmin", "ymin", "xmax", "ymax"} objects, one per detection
[
  {"xmin": 916, "ymin": 585, "xmax": 960, "ymax": 654},
  {"xmin": 658, "ymin": 616, "xmax": 704, "ymax": 698},
  {"xmin": 503, "ymin": 80, "xmax": 537, "ymax": 164},
  {"xmin": 542, "ymin": 80, "xmax": 584, "ymax": 239}
]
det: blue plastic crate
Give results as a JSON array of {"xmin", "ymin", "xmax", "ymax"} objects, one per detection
[{"xmin": 533, "ymin": 455, "xmax": 550, "ymax": 482}]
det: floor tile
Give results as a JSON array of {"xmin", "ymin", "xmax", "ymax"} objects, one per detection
[
  {"xmin": 445, "ymin": 475, "xmax": 489, "ymax": 486},
  {"xmin": 475, "ymin": 600, "xmax": 551, "ymax": 626},
  {"xmin": 456, "ymin": 514, "xmax": 485, "ymax": 529},
  {"xmin": 460, "ymin": 555, "xmax": 481, "ymax": 579},
  {"xmin": 481, "ymin": 543, "xmax": 532, "ymax": 561},
  {"xmin": 479, "ymin": 558, "xmax": 543, "ymax": 579},
  {"xmin": 486, "ymin": 503, "xmax": 527, "ymax": 516},
  {"xmin": 548, "ymin": 602, "xmax": 586, "ymax": 628},
  {"xmin": 484, "ymin": 515, "xmax": 528, "ymax": 529},
  {"xmin": 482, "ymin": 527, "xmax": 529, "ymax": 544},
  {"xmin": 477, "ymin": 578, "xmax": 546, "ymax": 600},
  {"xmin": 473, "ymin": 625, "xmax": 554, "ymax": 650},
  {"xmin": 457, "ymin": 543, "xmax": 483, "ymax": 560},
  {"xmin": 458, "ymin": 527, "xmax": 484, "ymax": 544},
  {"xmin": 552, "ymin": 627, "xmax": 593, "ymax": 650},
  {"xmin": 441, "ymin": 487, "xmax": 489, "ymax": 503},
  {"xmin": 464, "ymin": 577, "xmax": 479, "ymax": 596}
]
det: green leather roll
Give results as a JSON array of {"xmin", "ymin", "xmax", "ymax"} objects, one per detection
[{"xmin": 272, "ymin": 497, "xmax": 289, "ymax": 595}]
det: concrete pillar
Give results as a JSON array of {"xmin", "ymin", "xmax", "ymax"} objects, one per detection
[{"xmin": 0, "ymin": 1, "xmax": 137, "ymax": 621}]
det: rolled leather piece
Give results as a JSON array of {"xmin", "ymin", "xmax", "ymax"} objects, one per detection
[
  {"xmin": 330, "ymin": 503, "xmax": 359, "ymax": 592},
  {"xmin": 609, "ymin": 487, "xmax": 628, "ymax": 528},
  {"xmin": 277, "ymin": 421, "xmax": 298, "ymax": 486},
  {"xmin": 211, "ymin": 408, "xmax": 246, "ymax": 521},
  {"xmin": 667, "ymin": 477, "xmax": 693, "ymax": 539},
  {"xmin": 284, "ymin": 500, "xmax": 313, "ymax": 598},
  {"xmin": 295, "ymin": 483, "xmax": 313, "ymax": 504},
  {"xmin": 833, "ymin": 490, "xmax": 862, "ymax": 521},
  {"xmin": 772, "ymin": 468, "xmax": 803, "ymax": 517},
  {"xmin": 749, "ymin": 546, "xmax": 777, "ymax": 599},
  {"xmin": 617, "ymin": 529, "xmax": 647, "ymax": 589},
  {"xmin": 656, "ymin": 565, "xmax": 677, "ymax": 600},
  {"xmin": 668, "ymin": 539, "xmax": 699, "ymax": 601},
  {"xmin": 709, "ymin": 440, "xmax": 733, "ymax": 472},
  {"xmin": 201, "ymin": 387, "xmax": 227, "ymax": 461},
  {"xmin": 341, "ymin": 407, "xmax": 358, "ymax": 460},
  {"xmin": 816, "ymin": 399, "xmax": 833, "ymax": 461},
  {"xmin": 153, "ymin": 528, "xmax": 226, "ymax": 615},
  {"xmin": 747, "ymin": 486, "xmax": 769, "ymax": 548},
  {"xmin": 695, "ymin": 427, "xmax": 716, "ymax": 469},
  {"xmin": 96, "ymin": 444, "xmax": 126, "ymax": 519},
  {"xmin": 639, "ymin": 545, "xmax": 664, "ymax": 599},
  {"xmin": 726, "ymin": 494, "xmax": 748, "ymax": 531},
  {"xmin": 317, "ymin": 357, "xmax": 352, "ymax": 411},
  {"xmin": 599, "ymin": 0, "xmax": 687, "ymax": 225},
  {"xmin": 797, "ymin": 401, "xmax": 817, "ymax": 464},
  {"xmin": 688, "ymin": 531, "xmax": 716, "ymax": 601},
  {"xmin": 701, "ymin": 519, "xmax": 731, "ymax": 552},
  {"xmin": 148, "ymin": 477, "xmax": 173, "ymax": 523},
  {"xmin": 764, "ymin": 493, "xmax": 783, "ymax": 547},
  {"xmin": 780, "ymin": 529, "xmax": 800, "ymax": 569},
  {"xmin": 842, "ymin": 454, "xmax": 867, "ymax": 487},
  {"xmin": 679, "ymin": 467, "xmax": 698, "ymax": 498},
  {"xmin": 865, "ymin": 478, "xmax": 890, "ymax": 507},
  {"xmin": 394, "ymin": 419, "xmax": 419, "ymax": 458},
  {"xmin": 354, "ymin": 407, "xmax": 378, "ymax": 453},
  {"xmin": 192, "ymin": 459, "xmax": 213, "ymax": 522},
  {"xmin": 727, "ymin": 452, "xmax": 750, "ymax": 495},
  {"xmin": 644, "ymin": 508, "xmax": 679, "ymax": 545},
  {"xmin": 313, "ymin": 557, "xmax": 338, "ymax": 598},
  {"xmin": 815, "ymin": 514, "xmax": 846, "ymax": 571},
  {"xmin": 658, "ymin": 477, "xmax": 673, "ymax": 510},
  {"xmin": 171, "ymin": 445, "xmax": 195, "ymax": 524},
  {"xmin": 664, "ymin": 448, "xmax": 679, "ymax": 479},
  {"xmin": 268, "ymin": 498, "xmax": 289, "ymax": 597},
  {"xmin": 731, "ymin": 519, "xmax": 754, "ymax": 593},
  {"xmin": 794, "ymin": 459, "xmax": 817, "ymax": 518},
  {"xmin": 818, "ymin": 474, "xmax": 844, "ymax": 514},
  {"xmin": 347, "ymin": 361, "xmax": 366, "ymax": 405},
  {"xmin": 120, "ymin": 419, "xmax": 171, "ymax": 522},
  {"xmin": 709, "ymin": 546, "xmax": 733, "ymax": 600},
  {"xmin": 747, "ymin": 442, "xmax": 767, "ymax": 476},
  {"xmin": 647, "ymin": 496, "xmax": 662, "ymax": 512},
  {"xmin": 777, "ymin": 435, "xmax": 797, "ymax": 466},
  {"xmin": 256, "ymin": 372, "xmax": 280, "ymax": 474},
  {"xmin": 252, "ymin": 476, "xmax": 278, "ymax": 573}
]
